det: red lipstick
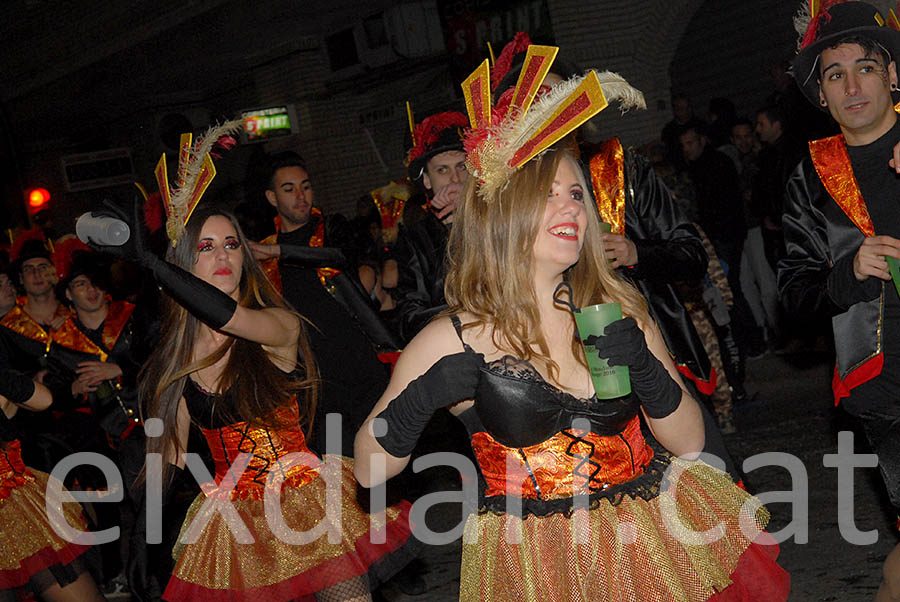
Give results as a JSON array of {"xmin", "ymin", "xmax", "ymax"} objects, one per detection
[{"xmin": 548, "ymin": 222, "xmax": 579, "ymax": 241}]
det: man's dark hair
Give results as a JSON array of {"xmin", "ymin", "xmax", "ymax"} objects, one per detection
[
  {"xmin": 731, "ymin": 117, "xmax": 753, "ymax": 131},
  {"xmin": 266, "ymin": 151, "xmax": 308, "ymax": 191},
  {"xmin": 820, "ymin": 35, "xmax": 892, "ymax": 81},
  {"xmin": 756, "ymin": 104, "xmax": 785, "ymax": 127},
  {"xmin": 679, "ymin": 123, "xmax": 708, "ymax": 140}
]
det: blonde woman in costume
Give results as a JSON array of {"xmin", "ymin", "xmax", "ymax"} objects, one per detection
[
  {"xmin": 355, "ymin": 53, "xmax": 790, "ymax": 601},
  {"xmin": 98, "ymin": 201, "xmax": 416, "ymax": 602}
]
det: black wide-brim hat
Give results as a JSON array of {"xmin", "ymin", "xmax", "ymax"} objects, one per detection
[
  {"xmin": 792, "ymin": 1, "xmax": 900, "ymax": 108},
  {"xmin": 407, "ymin": 126, "xmax": 466, "ymax": 181},
  {"xmin": 11, "ymin": 239, "xmax": 51, "ymax": 277},
  {"xmin": 56, "ymin": 249, "xmax": 109, "ymax": 301}
]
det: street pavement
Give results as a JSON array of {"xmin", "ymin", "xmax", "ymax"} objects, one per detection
[{"xmin": 378, "ymin": 350, "xmax": 899, "ymax": 601}]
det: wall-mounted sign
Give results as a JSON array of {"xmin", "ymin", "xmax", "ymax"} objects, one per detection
[
  {"xmin": 62, "ymin": 148, "xmax": 135, "ymax": 192},
  {"xmin": 438, "ymin": 0, "xmax": 554, "ymax": 85}
]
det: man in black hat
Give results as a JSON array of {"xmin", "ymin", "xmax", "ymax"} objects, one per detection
[
  {"xmin": 52, "ymin": 248, "xmax": 153, "ymax": 593},
  {"xmin": 393, "ymin": 110, "xmax": 469, "ymax": 343},
  {"xmin": 0, "ymin": 238, "xmax": 70, "ymax": 380},
  {"xmin": 780, "ymin": 3, "xmax": 900, "ymax": 598}
]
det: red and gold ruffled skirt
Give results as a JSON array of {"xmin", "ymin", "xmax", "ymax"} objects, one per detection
[
  {"xmin": 0, "ymin": 440, "xmax": 92, "ymax": 597},
  {"xmin": 163, "ymin": 455, "xmax": 417, "ymax": 602},
  {"xmin": 460, "ymin": 458, "xmax": 789, "ymax": 601}
]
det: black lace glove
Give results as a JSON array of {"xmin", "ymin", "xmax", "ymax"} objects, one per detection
[
  {"xmin": 585, "ymin": 317, "xmax": 681, "ymax": 419},
  {"xmin": 374, "ymin": 352, "xmax": 483, "ymax": 457},
  {"xmin": 0, "ymin": 369, "xmax": 35, "ymax": 404},
  {"xmin": 94, "ymin": 198, "xmax": 237, "ymax": 329}
]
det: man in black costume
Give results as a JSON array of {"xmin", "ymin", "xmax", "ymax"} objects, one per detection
[
  {"xmin": 780, "ymin": 3, "xmax": 900, "ymax": 598},
  {"xmin": 250, "ymin": 152, "xmax": 391, "ymax": 457},
  {"xmin": 392, "ymin": 110, "xmax": 470, "ymax": 343}
]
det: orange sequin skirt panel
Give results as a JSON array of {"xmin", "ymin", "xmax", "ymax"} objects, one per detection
[
  {"xmin": 0, "ymin": 441, "xmax": 91, "ymax": 592},
  {"xmin": 460, "ymin": 458, "xmax": 789, "ymax": 602},
  {"xmin": 163, "ymin": 455, "xmax": 417, "ymax": 602}
]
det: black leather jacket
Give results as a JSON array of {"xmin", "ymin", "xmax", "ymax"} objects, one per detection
[
  {"xmin": 779, "ymin": 153, "xmax": 883, "ymax": 387},
  {"xmin": 392, "ymin": 211, "xmax": 451, "ymax": 344},
  {"xmin": 610, "ymin": 144, "xmax": 713, "ymax": 388}
]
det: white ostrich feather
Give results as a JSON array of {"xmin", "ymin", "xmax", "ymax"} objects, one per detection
[
  {"xmin": 166, "ymin": 119, "xmax": 243, "ymax": 243},
  {"xmin": 793, "ymin": 2, "xmax": 813, "ymax": 48},
  {"xmin": 471, "ymin": 71, "xmax": 645, "ymax": 199}
]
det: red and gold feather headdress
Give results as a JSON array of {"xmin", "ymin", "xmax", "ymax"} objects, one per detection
[
  {"xmin": 461, "ymin": 45, "xmax": 645, "ymax": 199},
  {"xmin": 150, "ymin": 120, "xmax": 242, "ymax": 245}
]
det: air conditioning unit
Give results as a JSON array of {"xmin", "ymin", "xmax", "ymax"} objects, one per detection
[{"xmin": 325, "ymin": 1, "xmax": 445, "ymax": 73}]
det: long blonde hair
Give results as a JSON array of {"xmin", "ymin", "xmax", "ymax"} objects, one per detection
[
  {"xmin": 444, "ymin": 139, "xmax": 649, "ymax": 381},
  {"xmin": 138, "ymin": 206, "xmax": 317, "ymax": 482}
]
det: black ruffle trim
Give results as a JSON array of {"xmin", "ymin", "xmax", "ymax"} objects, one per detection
[{"xmin": 476, "ymin": 439, "xmax": 672, "ymax": 519}]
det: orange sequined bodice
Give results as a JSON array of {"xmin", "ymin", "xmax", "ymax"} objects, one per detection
[
  {"xmin": 185, "ymin": 380, "xmax": 318, "ymax": 500},
  {"xmin": 471, "ymin": 415, "xmax": 654, "ymax": 500}
]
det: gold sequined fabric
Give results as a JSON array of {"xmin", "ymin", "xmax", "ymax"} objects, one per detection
[
  {"xmin": 0, "ymin": 462, "xmax": 90, "ymax": 586},
  {"xmin": 164, "ymin": 455, "xmax": 415, "ymax": 601},
  {"xmin": 589, "ymin": 138, "xmax": 626, "ymax": 235},
  {"xmin": 460, "ymin": 458, "xmax": 775, "ymax": 601},
  {"xmin": 809, "ymin": 134, "xmax": 875, "ymax": 237}
]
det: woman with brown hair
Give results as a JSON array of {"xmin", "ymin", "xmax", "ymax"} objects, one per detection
[
  {"xmin": 355, "ymin": 53, "xmax": 790, "ymax": 600},
  {"xmin": 101, "ymin": 201, "xmax": 416, "ymax": 602}
]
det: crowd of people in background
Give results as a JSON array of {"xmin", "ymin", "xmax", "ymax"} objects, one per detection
[{"xmin": 7, "ymin": 2, "xmax": 900, "ymax": 599}]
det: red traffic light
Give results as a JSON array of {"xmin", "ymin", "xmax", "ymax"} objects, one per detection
[{"xmin": 26, "ymin": 188, "xmax": 51, "ymax": 209}]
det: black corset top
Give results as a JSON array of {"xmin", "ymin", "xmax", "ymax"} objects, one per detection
[{"xmin": 451, "ymin": 316, "xmax": 640, "ymax": 449}]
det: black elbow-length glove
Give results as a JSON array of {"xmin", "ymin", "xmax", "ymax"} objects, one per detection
[
  {"xmin": 585, "ymin": 317, "xmax": 682, "ymax": 418},
  {"xmin": 93, "ymin": 198, "xmax": 237, "ymax": 329},
  {"xmin": 374, "ymin": 352, "xmax": 483, "ymax": 457},
  {"xmin": 0, "ymin": 369, "xmax": 36, "ymax": 404}
]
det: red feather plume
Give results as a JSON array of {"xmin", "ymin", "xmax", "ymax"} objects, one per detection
[
  {"xmin": 491, "ymin": 31, "xmax": 532, "ymax": 91},
  {"xmin": 9, "ymin": 228, "xmax": 47, "ymax": 262},
  {"xmin": 52, "ymin": 235, "xmax": 90, "ymax": 280},
  {"xmin": 799, "ymin": 0, "xmax": 847, "ymax": 50},
  {"xmin": 406, "ymin": 111, "xmax": 470, "ymax": 165}
]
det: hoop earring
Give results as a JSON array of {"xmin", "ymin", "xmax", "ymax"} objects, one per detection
[{"xmin": 892, "ymin": 83, "xmax": 898, "ymax": 91}]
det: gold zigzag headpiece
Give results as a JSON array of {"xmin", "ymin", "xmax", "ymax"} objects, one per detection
[
  {"xmin": 150, "ymin": 120, "xmax": 243, "ymax": 246},
  {"xmin": 461, "ymin": 45, "xmax": 645, "ymax": 199}
]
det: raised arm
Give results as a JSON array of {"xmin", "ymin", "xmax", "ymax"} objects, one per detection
[{"xmin": 354, "ymin": 317, "xmax": 481, "ymax": 487}]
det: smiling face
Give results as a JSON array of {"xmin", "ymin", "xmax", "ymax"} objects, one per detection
[
  {"xmin": 66, "ymin": 274, "xmax": 106, "ymax": 313},
  {"xmin": 532, "ymin": 157, "xmax": 588, "ymax": 274},
  {"xmin": 192, "ymin": 215, "xmax": 243, "ymax": 297},
  {"xmin": 818, "ymin": 42, "xmax": 898, "ymax": 145}
]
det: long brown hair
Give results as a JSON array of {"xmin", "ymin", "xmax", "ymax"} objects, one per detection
[
  {"xmin": 444, "ymin": 140, "xmax": 649, "ymax": 383},
  {"xmin": 139, "ymin": 206, "xmax": 317, "ymax": 478}
]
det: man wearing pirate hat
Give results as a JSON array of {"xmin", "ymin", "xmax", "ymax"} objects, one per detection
[
  {"xmin": 780, "ymin": 2, "xmax": 900, "ymax": 597},
  {"xmin": 392, "ymin": 110, "xmax": 469, "ymax": 343}
]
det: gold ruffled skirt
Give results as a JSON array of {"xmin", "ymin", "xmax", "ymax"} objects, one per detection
[
  {"xmin": 163, "ymin": 455, "xmax": 417, "ymax": 601},
  {"xmin": 460, "ymin": 458, "xmax": 789, "ymax": 602}
]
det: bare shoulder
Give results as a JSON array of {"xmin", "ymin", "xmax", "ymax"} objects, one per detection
[{"xmin": 396, "ymin": 316, "xmax": 466, "ymax": 374}]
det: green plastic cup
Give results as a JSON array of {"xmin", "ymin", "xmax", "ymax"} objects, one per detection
[
  {"xmin": 599, "ymin": 222, "xmax": 612, "ymax": 233},
  {"xmin": 887, "ymin": 255, "xmax": 900, "ymax": 299},
  {"xmin": 574, "ymin": 302, "xmax": 632, "ymax": 399}
]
